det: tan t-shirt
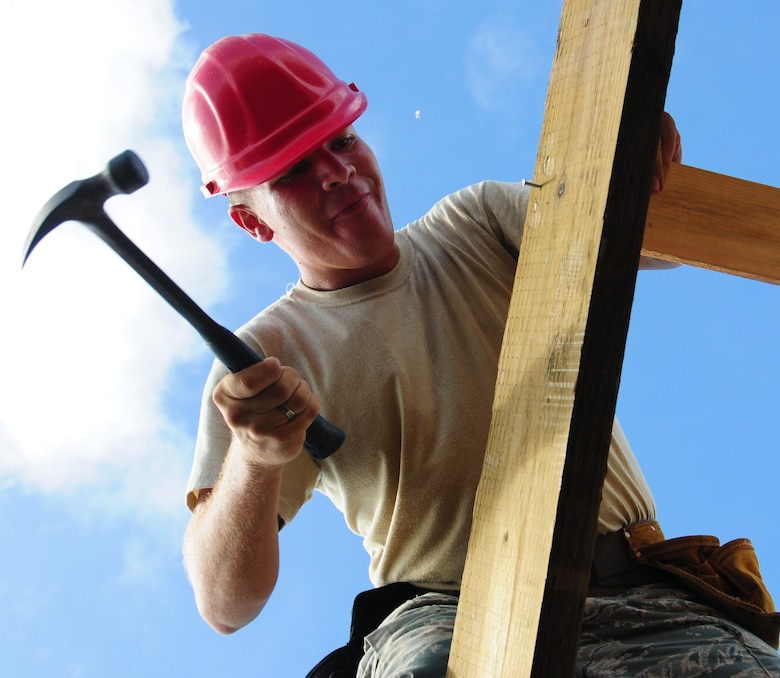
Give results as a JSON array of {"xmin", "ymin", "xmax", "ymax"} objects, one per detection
[{"xmin": 188, "ymin": 181, "xmax": 656, "ymax": 588}]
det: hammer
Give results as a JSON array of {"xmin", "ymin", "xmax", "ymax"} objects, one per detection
[{"xmin": 22, "ymin": 150, "xmax": 345, "ymax": 460}]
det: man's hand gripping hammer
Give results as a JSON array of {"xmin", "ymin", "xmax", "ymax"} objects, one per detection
[{"xmin": 22, "ymin": 150, "xmax": 345, "ymax": 460}]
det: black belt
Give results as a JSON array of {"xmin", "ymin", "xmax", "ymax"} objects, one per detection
[
  {"xmin": 589, "ymin": 523, "xmax": 672, "ymax": 596},
  {"xmin": 307, "ymin": 526, "xmax": 667, "ymax": 677},
  {"xmin": 305, "ymin": 582, "xmax": 457, "ymax": 678}
]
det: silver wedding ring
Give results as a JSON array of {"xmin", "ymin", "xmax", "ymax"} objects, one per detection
[{"xmin": 278, "ymin": 404, "xmax": 297, "ymax": 422}]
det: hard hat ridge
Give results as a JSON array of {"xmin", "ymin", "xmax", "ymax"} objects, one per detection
[{"xmin": 182, "ymin": 33, "xmax": 368, "ymax": 197}]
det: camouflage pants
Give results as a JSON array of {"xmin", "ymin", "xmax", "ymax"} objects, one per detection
[{"xmin": 356, "ymin": 584, "xmax": 780, "ymax": 677}]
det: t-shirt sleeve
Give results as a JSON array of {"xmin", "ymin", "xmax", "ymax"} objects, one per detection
[
  {"xmin": 186, "ymin": 359, "xmax": 232, "ymax": 511},
  {"xmin": 478, "ymin": 180, "xmax": 530, "ymax": 256},
  {"xmin": 428, "ymin": 180, "xmax": 529, "ymax": 259}
]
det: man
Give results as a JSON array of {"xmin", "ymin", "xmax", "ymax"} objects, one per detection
[{"xmin": 181, "ymin": 34, "xmax": 780, "ymax": 676}]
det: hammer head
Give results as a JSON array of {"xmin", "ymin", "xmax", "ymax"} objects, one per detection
[{"xmin": 22, "ymin": 150, "xmax": 149, "ymax": 266}]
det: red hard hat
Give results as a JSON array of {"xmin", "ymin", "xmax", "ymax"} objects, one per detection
[{"xmin": 182, "ymin": 34, "xmax": 368, "ymax": 197}]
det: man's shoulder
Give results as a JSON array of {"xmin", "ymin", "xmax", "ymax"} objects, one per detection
[
  {"xmin": 402, "ymin": 180, "xmax": 527, "ymax": 260},
  {"xmin": 228, "ymin": 292, "xmax": 302, "ymax": 350},
  {"xmin": 409, "ymin": 180, "xmax": 527, "ymax": 232}
]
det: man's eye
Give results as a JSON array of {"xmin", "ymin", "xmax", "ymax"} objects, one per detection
[
  {"xmin": 333, "ymin": 135, "xmax": 355, "ymax": 150},
  {"xmin": 277, "ymin": 162, "xmax": 305, "ymax": 184}
]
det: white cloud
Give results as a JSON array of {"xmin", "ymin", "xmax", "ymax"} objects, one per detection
[
  {"xmin": 466, "ymin": 15, "xmax": 544, "ymax": 113},
  {"xmin": 0, "ymin": 0, "xmax": 228, "ymax": 520}
]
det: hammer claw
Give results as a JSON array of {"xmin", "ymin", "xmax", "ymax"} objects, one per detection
[{"xmin": 23, "ymin": 150, "xmax": 149, "ymax": 267}]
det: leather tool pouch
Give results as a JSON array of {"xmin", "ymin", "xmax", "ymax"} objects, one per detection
[{"xmin": 624, "ymin": 521, "xmax": 780, "ymax": 649}]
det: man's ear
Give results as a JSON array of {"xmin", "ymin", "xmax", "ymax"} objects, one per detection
[{"xmin": 229, "ymin": 205, "xmax": 274, "ymax": 242}]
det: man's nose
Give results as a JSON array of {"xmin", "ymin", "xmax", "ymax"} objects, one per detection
[{"xmin": 316, "ymin": 151, "xmax": 355, "ymax": 190}]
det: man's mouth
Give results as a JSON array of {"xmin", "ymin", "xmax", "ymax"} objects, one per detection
[{"xmin": 333, "ymin": 193, "xmax": 369, "ymax": 220}]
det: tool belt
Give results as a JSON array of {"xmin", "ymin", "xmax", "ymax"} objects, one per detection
[
  {"xmin": 307, "ymin": 521, "xmax": 780, "ymax": 676},
  {"xmin": 617, "ymin": 520, "xmax": 780, "ymax": 649}
]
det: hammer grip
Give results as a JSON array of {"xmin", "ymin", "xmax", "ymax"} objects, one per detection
[{"xmin": 205, "ymin": 324, "xmax": 345, "ymax": 460}]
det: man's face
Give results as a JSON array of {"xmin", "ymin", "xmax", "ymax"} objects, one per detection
[{"xmin": 242, "ymin": 127, "xmax": 397, "ymax": 290}]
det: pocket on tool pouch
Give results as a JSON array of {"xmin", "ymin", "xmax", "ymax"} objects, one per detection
[{"xmin": 625, "ymin": 526, "xmax": 780, "ymax": 648}]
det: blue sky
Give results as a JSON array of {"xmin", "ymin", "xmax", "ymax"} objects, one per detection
[{"xmin": 1, "ymin": 1, "xmax": 778, "ymax": 675}]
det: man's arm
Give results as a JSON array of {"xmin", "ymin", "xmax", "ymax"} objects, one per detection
[{"xmin": 182, "ymin": 357, "xmax": 320, "ymax": 634}]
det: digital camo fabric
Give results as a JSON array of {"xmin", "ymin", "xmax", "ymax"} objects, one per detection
[{"xmin": 357, "ymin": 587, "xmax": 780, "ymax": 677}]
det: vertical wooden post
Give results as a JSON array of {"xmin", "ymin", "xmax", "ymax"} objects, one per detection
[{"xmin": 446, "ymin": 2, "xmax": 681, "ymax": 676}]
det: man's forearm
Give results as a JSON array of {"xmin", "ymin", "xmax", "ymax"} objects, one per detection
[{"xmin": 183, "ymin": 442, "xmax": 284, "ymax": 634}]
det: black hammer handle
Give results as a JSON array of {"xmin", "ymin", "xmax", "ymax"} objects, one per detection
[
  {"xmin": 102, "ymin": 151, "xmax": 346, "ymax": 460},
  {"xmin": 95, "ymin": 213, "xmax": 347, "ymax": 460}
]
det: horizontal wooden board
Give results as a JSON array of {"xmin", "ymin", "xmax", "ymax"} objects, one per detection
[{"xmin": 644, "ymin": 164, "xmax": 780, "ymax": 285}]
